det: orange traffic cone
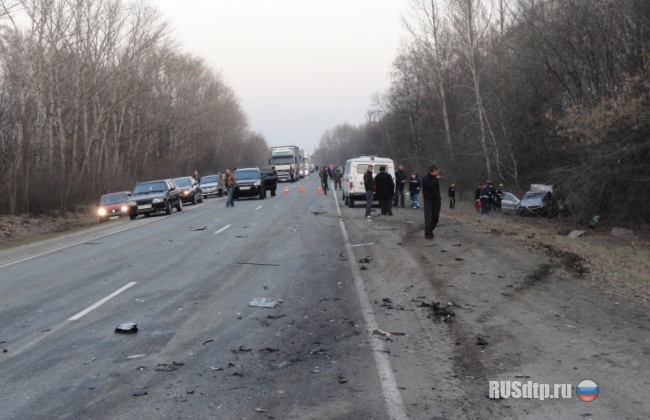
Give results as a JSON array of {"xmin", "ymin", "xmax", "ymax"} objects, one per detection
[
  {"xmin": 284, "ymin": 186, "xmax": 289, "ymax": 194},
  {"xmin": 317, "ymin": 186, "xmax": 323, "ymax": 195},
  {"xmin": 298, "ymin": 184, "xmax": 304, "ymax": 193}
]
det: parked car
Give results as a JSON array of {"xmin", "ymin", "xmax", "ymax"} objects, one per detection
[
  {"xmin": 234, "ymin": 168, "xmax": 266, "ymax": 200},
  {"xmin": 260, "ymin": 168, "xmax": 279, "ymax": 196},
  {"xmin": 127, "ymin": 179, "xmax": 183, "ymax": 219},
  {"xmin": 500, "ymin": 192, "xmax": 520, "ymax": 212},
  {"xmin": 172, "ymin": 176, "xmax": 203, "ymax": 205},
  {"xmin": 200, "ymin": 174, "xmax": 224, "ymax": 198},
  {"xmin": 342, "ymin": 156, "xmax": 395, "ymax": 208},
  {"xmin": 97, "ymin": 191, "xmax": 132, "ymax": 222}
]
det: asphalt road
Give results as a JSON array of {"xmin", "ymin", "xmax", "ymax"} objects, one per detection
[{"xmin": 0, "ymin": 176, "xmax": 407, "ymax": 419}]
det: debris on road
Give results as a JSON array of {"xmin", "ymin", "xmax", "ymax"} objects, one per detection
[
  {"xmin": 253, "ymin": 408, "xmax": 268, "ymax": 412},
  {"xmin": 236, "ymin": 235, "xmax": 248, "ymax": 238},
  {"xmin": 248, "ymin": 298, "xmax": 281, "ymax": 308},
  {"xmin": 190, "ymin": 226, "xmax": 207, "ymax": 231},
  {"xmin": 83, "ymin": 357, "xmax": 97, "ymax": 364},
  {"xmin": 455, "ymin": 257, "xmax": 465, "ymax": 261},
  {"xmin": 233, "ymin": 345, "xmax": 252, "ymax": 353},
  {"xmin": 133, "ymin": 388, "xmax": 148, "ymax": 397},
  {"xmin": 338, "ymin": 375, "xmax": 349, "ymax": 384},
  {"xmin": 114, "ymin": 322, "xmax": 138, "ymax": 334},
  {"xmin": 261, "ymin": 347, "xmax": 279, "ymax": 352},
  {"xmin": 359, "ymin": 256, "xmax": 372, "ymax": 263},
  {"xmin": 203, "ymin": 339, "xmax": 214, "ymax": 345},
  {"xmin": 360, "ymin": 266, "xmax": 368, "ymax": 270},
  {"xmin": 311, "ymin": 211, "xmax": 327, "ymax": 215},
  {"xmin": 421, "ymin": 301, "xmax": 455, "ymax": 322},
  {"xmin": 267, "ymin": 314, "xmax": 286, "ymax": 319},
  {"xmin": 477, "ymin": 334, "xmax": 490, "ymax": 346}
]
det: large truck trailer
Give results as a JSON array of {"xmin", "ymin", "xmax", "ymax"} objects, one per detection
[{"xmin": 269, "ymin": 145, "xmax": 302, "ymax": 182}]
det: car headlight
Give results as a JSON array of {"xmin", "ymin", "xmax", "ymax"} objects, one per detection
[
  {"xmin": 120, "ymin": 205, "xmax": 128, "ymax": 212},
  {"xmin": 97, "ymin": 208, "xmax": 107, "ymax": 216},
  {"xmin": 153, "ymin": 198, "xmax": 163, "ymax": 203},
  {"xmin": 254, "ymin": 181, "xmax": 261, "ymax": 187},
  {"xmin": 183, "ymin": 190, "xmax": 190, "ymax": 195}
]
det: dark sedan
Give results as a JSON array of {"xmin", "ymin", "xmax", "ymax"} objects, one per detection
[
  {"xmin": 172, "ymin": 176, "xmax": 203, "ymax": 205},
  {"xmin": 127, "ymin": 180, "xmax": 183, "ymax": 219},
  {"xmin": 234, "ymin": 168, "xmax": 266, "ymax": 200}
]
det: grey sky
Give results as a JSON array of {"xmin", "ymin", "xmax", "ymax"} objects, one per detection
[{"xmin": 155, "ymin": 0, "xmax": 409, "ymax": 154}]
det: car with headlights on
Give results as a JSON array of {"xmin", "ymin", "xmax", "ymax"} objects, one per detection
[
  {"xmin": 234, "ymin": 168, "xmax": 266, "ymax": 200},
  {"xmin": 172, "ymin": 176, "xmax": 203, "ymax": 205},
  {"xmin": 199, "ymin": 174, "xmax": 224, "ymax": 198},
  {"xmin": 97, "ymin": 191, "xmax": 132, "ymax": 222},
  {"xmin": 127, "ymin": 179, "xmax": 182, "ymax": 219}
]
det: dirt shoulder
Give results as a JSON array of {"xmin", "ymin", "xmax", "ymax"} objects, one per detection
[
  {"xmin": 341, "ymin": 202, "xmax": 650, "ymax": 418},
  {"xmin": 0, "ymin": 213, "xmax": 97, "ymax": 249}
]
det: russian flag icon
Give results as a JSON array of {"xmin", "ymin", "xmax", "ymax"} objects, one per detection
[{"xmin": 576, "ymin": 380, "xmax": 599, "ymax": 402}]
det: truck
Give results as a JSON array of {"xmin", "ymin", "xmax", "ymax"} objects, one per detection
[{"xmin": 269, "ymin": 145, "xmax": 302, "ymax": 182}]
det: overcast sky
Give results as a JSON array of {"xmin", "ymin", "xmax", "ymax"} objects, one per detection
[{"xmin": 155, "ymin": 0, "xmax": 410, "ymax": 154}]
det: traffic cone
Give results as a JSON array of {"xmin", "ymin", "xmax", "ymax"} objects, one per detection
[
  {"xmin": 298, "ymin": 184, "xmax": 304, "ymax": 193},
  {"xmin": 284, "ymin": 186, "xmax": 289, "ymax": 194},
  {"xmin": 317, "ymin": 186, "xmax": 323, "ymax": 195}
]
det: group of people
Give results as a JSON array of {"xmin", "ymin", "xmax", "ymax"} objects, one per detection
[
  {"xmin": 474, "ymin": 181, "xmax": 504, "ymax": 214},
  {"xmin": 319, "ymin": 164, "xmax": 342, "ymax": 193},
  {"xmin": 362, "ymin": 163, "xmax": 442, "ymax": 240}
]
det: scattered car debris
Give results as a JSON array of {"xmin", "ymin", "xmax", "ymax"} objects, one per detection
[
  {"xmin": 477, "ymin": 334, "xmax": 490, "ymax": 345},
  {"xmin": 453, "ymin": 243, "xmax": 462, "ymax": 246},
  {"xmin": 311, "ymin": 367, "xmax": 322, "ymax": 374},
  {"xmin": 567, "ymin": 230, "xmax": 585, "ymax": 238},
  {"xmin": 236, "ymin": 235, "xmax": 248, "ymax": 238},
  {"xmin": 421, "ymin": 301, "xmax": 455, "ymax": 322},
  {"xmin": 441, "ymin": 249, "xmax": 448, "ymax": 253},
  {"xmin": 190, "ymin": 226, "xmax": 207, "ymax": 231},
  {"xmin": 338, "ymin": 375, "xmax": 349, "ymax": 384},
  {"xmin": 203, "ymin": 339, "xmax": 214, "ymax": 345},
  {"xmin": 359, "ymin": 256, "xmax": 372, "ymax": 263},
  {"xmin": 234, "ymin": 345, "xmax": 252, "ymax": 352},
  {"xmin": 455, "ymin": 257, "xmax": 464, "ymax": 261},
  {"xmin": 133, "ymin": 388, "xmax": 148, "ymax": 397},
  {"xmin": 311, "ymin": 211, "xmax": 327, "ymax": 215},
  {"xmin": 382, "ymin": 298, "xmax": 393, "ymax": 304},
  {"xmin": 83, "ymin": 357, "xmax": 97, "ymax": 364},
  {"xmin": 267, "ymin": 314, "xmax": 286, "ymax": 319},
  {"xmin": 447, "ymin": 301, "xmax": 462, "ymax": 308},
  {"xmin": 261, "ymin": 347, "xmax": 279, "ymax": 352},
  {"xmin": 253, "ymin": 408, "xmax": 268, "ymax": 413},
  {"xmin": 114, "ymin": 322, "xmax": 138, "ymax": 334},
  {"xmin": 248, "ymin": 298, "xmax": 281, "ymax": 308},
  {"xmin": 237, "ymin": 262, "xmax": 280, "ymax": 266},
  {"xmin": 360, "ymin": 266, "xmax": 368, "ymax": 270}
]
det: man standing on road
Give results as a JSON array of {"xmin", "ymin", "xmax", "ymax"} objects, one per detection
[
  {"xmin": 333, "ymin": 167, "xmax": 342, "ymax": 190},
  {"xmin": 270, "ymin": 166, "xmax": 278, "ymax": 197},
  {"xmin": 393, "ymin": 164, "xmax": 407, "ymax": 208},
  {"xmin": 363, "ymin": 165, "xmax": 374, "ymax": 219},
  {"xmin": 225, "ymin": 168, "xmax": 236, "ymax": 207},
  {"xmin": 320, "ymin": 165, "xmax": 329, "ymax": 195},
  {"xmin": 374, "ymin": 165, "xmax": 395, "ymax": 216},
  {"xmin": 422, "ymin": 165, "xmax": 441, "ymax": 239}
]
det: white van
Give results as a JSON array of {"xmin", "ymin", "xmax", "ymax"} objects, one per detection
[{"xmin": 342, "ymin": 156, "xmax": 395, "ymax": 208}]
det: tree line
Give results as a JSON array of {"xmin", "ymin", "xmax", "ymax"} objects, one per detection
[
  {"xmin": 0, "ymin": 0, "xmax": 269, "ymax": 215},
  {"xmin": 314, "ymin": 0, "xmax": 650, "ymax": 223}
]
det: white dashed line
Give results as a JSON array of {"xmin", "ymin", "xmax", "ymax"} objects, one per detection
[
  {"xmin": 68, "ymin": 282, "xmax": 137, "ymax": 321},
  {"xmin": 255, "ymin": 206, "xmax": 263, "ymax": 211},
  {"xmin": 214, "ymin": 224, "xmax": 231, "ymax": 235}
]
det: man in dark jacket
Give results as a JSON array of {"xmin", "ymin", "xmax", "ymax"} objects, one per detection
[
  {"xmin": 363, "ymin": 165, "xmax": 374, "ymax": 218},
  {"xmin": 422, "ymin": 165, "xmax": 441, "ymax": 239},
  {"xmin": 448, "ymin": 182, "xmax": 456, "ymax": 209},
  {"xmin": 374, "ymin": 166, "xmax": 395, "ymax": 216},
  {"xmin": 320, "ymin": 166, "xmax": 329, "ymax": 195},
  {"xmin": 393, "ymin": 164, "xmax": 407, "ymax": 207}
]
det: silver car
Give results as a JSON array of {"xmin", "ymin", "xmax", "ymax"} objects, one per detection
[
  {"xmin": 199, "ymin": 174, "xmax": 224, "ymax": 198},
  {"xmin": 501, "ymin": 192, "xmax": 520, "ymax": 212}
]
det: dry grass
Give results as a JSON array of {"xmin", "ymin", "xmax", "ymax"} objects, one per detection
[{"xmin": 443, "ymin": 205, "xmax": 650, "ymax": 307}]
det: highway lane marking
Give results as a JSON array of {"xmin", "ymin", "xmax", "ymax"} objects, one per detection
[
  {"xmin": 68, "ymin": 282, "xmax": 137, "ymax": 321},
  {"xmin": 0, "ymin": 219, "xmax": 159, "ymax": 269},
  {"xmin": 255, "ymin": 205, "xmax": 263, "ymax": 211},
  {"xmin": 332, "ymin": 192, "xmax": 407, "ymax": 420},
  {"xmin": 351, "ymin": 242, "xmax": 375, "ymax": 248},
  {"xmin": 214, "ymin": 224, "xmax": 231, "ymax": 235}
]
